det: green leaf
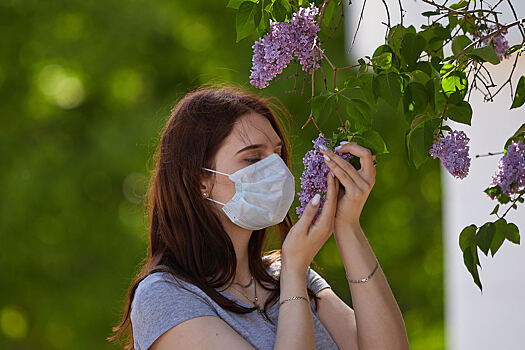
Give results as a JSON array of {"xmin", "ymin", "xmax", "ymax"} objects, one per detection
[
  {"xmin": 311, "ymin": 90, "xmax": 333, "ymax": 123},
  {"xmin": 350, "ymin": 129, "xmax": 389, "ymax": 156},
  {"xmin": 451, "ymin": 35, "xmax": 472, "ymax": 56},
  {"xmin": 422, "ymin": 10, "xmax": 441, "ymax": 17},
  {"xmin": 463, "ymin": 247, "xmax": 483, "ymax": 292},
  {"xmin": 403, "ymin": 128, "xmax": 411, "ymax": 164},
  {"xmin": 414, "ymin": 62, "xmax": 434, "ymax": 79},
  {"xmin": 387, "ymin": 24, "xmax": 416, "ymax": 53},
  {"xmin": 503, "ymin": 222, "xmax": 520, "ymax": 244},
  {"xmin": 236, "ymin": 1, "xmax": 259, "ymax": 42},
  {"xmin": 476, "ymin": 222, "xmax": 495, "ymax": 256},
  {"xmin": 256, "ymin": 8, "xmax": 270, "ymax": 36},
  {"xmin": 227, "ymin": 0, "xmax": 256, "ymax": 9},
  {"xmin": 459, "ymin": 224, "xmax": 477, "ymax": 251},
  {"xmin": 445, "ymin": 101, "xmax": 472, "ymax": 125},
  {"xmin": 403, "ymin": 82, "xmax": 428, "ymax": 114},
  {"xmin": 491, "ymin": 218, "xmax": 507, "ymax": 257},
  {"xmin": 432, "ymin": 24, "xmax": 451, "ymax": 40},
  {"xmin": 320, "ymin": 0, "xmax": 336, "ymax": 28},
  {"xmin": 504, "ymin": 44, "xmax": 524, "ymax": 57},
  {"xmin": 253, "ymin": 1, "xmax": 263, "ymax": 29},
  {"xmin": 372, "ymin": 72, "xmax": 403, "ymax": 110},
  {"xmin": 271, "ymin": 0, "xmax": 287, "ymax": 22},
  {"xmin": 407, "ymin": 115, "xmax": 441, "ymax": 168},
  {"xmin": 371, "ymin": 52, "xmax": 393, "ymax": 71},
  {"xmin": 343, "ymin": 73, "xmax": 377, "ymax": 107},
  {"xmin": 425, "ymin": 78, "xmax": 436, "ymax": 112},
  {"xmin": 450, "ymin": 0, "xmax": 469, "ymax": 10},
  {"xmin": 490, "ymin": 204, "xmax": 499, "ymax": 215},
  {"xmin": 449, "ymin": 14, "xmax": 459, "ymax": 28},
  {"xmin": 346, "ymin": 99, "xmax": 372, "ymax": 133},
  {"xmin": 441, "ymin": 65, "xmax": 467, "ymax": 99},
  {"xmin": 467, "ymin": 45, "xmax": 500, "ymax": 65},
  {"xmin": 372, "ymin": 45, "xmax": 395, "ymax": 72},
  {"xmin": 510, "ymin": 75, "xmax": 525, "ymax": 109},
  {"xmin": 503, "ymin": 123, "xmax": 525, "ymax": 149},
  {"xmin": 400, "ymin": 33, "xmax": 426, "ymax": 68}
]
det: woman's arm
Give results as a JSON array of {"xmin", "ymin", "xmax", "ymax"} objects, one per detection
[
  {"xmin": 315, "ymin": 287, "xmax": 359, "ymax": 350},
  {"xmin": 273, "ymin": 264, "xmax": 316, "ymax": 350},
  {"xmin": 317, "ymin": 142, "xmax": 409, "ymax": 349},
  {"xmin": 334, "ymin": 222, "xmax": 409, "ymax": 350}
]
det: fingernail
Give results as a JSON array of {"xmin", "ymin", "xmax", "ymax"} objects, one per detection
[
  {"xmin": 319, "ymin": 144, "xmax": 328, "ymax": 151},
  {"xmin": 311, "ymin": 193, "xmax": 320, "ymax": 205},
  {"xmin": 323, "ymin": 154, "xmax": 330, "ymax": 162},
  {"xmin": 334, "ymin": 145, "xmax": 341, "ymax": 152},
  {"xmin": 340, "ymin": 141, "xmax": 349, "ymax": 145}
]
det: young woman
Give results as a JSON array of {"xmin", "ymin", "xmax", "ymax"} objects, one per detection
[{"xmin": 108, "ymin": 85, "xmax": 409, "ymax": 350}]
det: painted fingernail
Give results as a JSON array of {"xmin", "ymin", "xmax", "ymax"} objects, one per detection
[
  {"xmin": 311, "ymin": 193, "xmax": 321, "ymax": 205},
  {"xmin": 323, "ymin": 154, "xmax": 330, "ymax": 162},
  {"xmin": 340, "ymin": 141, "xmax": 349, "ymax": 145},
  {"xmin": 319, "ymin": 144, "xmax": 328, "ymax": 151},
  {"xmin": 334, "ymin": 145, "xmax": 341, "ymax": 152}
]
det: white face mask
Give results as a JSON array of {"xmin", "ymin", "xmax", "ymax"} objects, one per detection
[{"xmin": 202, "ymin": 153, "xmax": 295, "ymax": 230}]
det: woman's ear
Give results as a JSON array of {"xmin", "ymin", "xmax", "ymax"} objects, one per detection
[{"xmin": 200, "ymin": 176, "xmax": 211, "ymax": 198}]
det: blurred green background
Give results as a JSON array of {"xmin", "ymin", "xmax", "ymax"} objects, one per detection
[{"xmin": 0, "ymin": 0, "xmax": 443, "ymax": 349}]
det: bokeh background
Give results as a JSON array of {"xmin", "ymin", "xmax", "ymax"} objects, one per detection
[{"xmin": 0, "ymin": 0, "xmax": 443, "ymax": 349}]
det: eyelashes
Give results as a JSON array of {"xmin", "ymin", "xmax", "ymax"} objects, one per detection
[{"xmin": 244, "ymin": 151, "xmax": 283, "ymax": 163}]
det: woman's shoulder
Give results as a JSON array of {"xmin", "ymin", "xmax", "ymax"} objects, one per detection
[
  {"xmin": 133, "ymin": 267, "xmax": 206, "ymax": 305},
  {"xmin": 131, "ymin": 268, "xmax": 218, "ymax": 350}
]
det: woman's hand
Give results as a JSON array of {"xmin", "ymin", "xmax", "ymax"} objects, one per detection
[
  {"xmin": 281, "ymin": 164, "xmax": 339, "ymax": 274},
  {"xmin": 318, "ymin": 142, "xmax": 376, "ymax": 228}
]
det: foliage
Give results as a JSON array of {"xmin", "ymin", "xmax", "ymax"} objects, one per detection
[{"xmin": 227, "ymin": 0, "xmax": 525, "ymax": 292}]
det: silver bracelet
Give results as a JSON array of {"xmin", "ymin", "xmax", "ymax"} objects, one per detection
[
  {"xmin": 279, "ymin": 296, "xmax": 309, "ymax": 306},
  {"xmin": 345, "ymin": 259, "xmax": 379, "ymax": 283}
]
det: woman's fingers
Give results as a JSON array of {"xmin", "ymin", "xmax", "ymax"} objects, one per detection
[
  {"xmin": 320, "ymin": 144, "xmax": 374, "ymax": 190},
  {"xmin": 293, "ymin": 192, "xmax": 321, "ymax": 235},
  {"xmin": 311, "ymin": 170, "xmax": 337, "ymax": 236},
  {"xmin": 335, "ymin": 142, "xmax": 376, "ymax": 182}
]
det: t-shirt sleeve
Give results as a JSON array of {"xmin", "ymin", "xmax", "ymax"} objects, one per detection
[
  {"xmin": 307, "ymin": 266, "xmax": 332, "ymax": 294},
  {"xmin": 130, "ymin": 275, "xmax": 218, "ymax": 350}
]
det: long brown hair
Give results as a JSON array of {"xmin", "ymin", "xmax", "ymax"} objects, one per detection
[{"xmin": 107, "ymin": 83, "xmax": 322, "ymax": 349}]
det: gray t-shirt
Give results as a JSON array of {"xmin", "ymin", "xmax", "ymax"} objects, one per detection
[{"xmin": 130, "ymin": 257, "xmax": 339, "ymax": 350}]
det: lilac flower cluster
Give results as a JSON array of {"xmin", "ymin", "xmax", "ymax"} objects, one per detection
[
  {"xmin": 475, "ymin": 25, "xmax": 510, "ymax": 61},
  {"xmin": 489, "ymin": 140, "xmax": 525, "ymax": 197},
  {"xmin": 429, "ymin": 129, "xmax": 471, "ymax": 179},
  {"xmin": 249, "ymin": 4, "xmax": 320, "ymax": 89},
  {"xmin": 296, "ymin": 133, "xmax": 354, "ymax": 224}
]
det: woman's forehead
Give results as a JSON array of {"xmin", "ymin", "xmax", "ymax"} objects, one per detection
[{"xmin": 230, "ymin": 112, "xmax": 281, "ymax": 146}]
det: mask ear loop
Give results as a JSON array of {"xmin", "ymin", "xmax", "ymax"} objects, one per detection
[
  {"xmin": 202, "ymin": 167, "xmax": 230, "ymax": 177},
  {"xmin": 202, "ymin": 167, "xmax": 229, "ymax": 206},
  {"xmin": 205, "ymin": 197, "xmax": 226, "ymax": 206}
]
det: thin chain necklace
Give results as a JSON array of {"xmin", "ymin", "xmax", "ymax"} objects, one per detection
[{"xmin": 228, "ymin": 275, "xmax": 271, "ymax": 323}]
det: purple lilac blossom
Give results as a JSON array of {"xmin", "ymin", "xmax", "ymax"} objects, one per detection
[
  {"xmin": 249, "ymin": 4, "xmax": 320, "ymax": 89},
  {"xmin": 249, "ymin": 21, "xmax": 295, "ymax": 89},
  {"xmin": 296, "ymin": 133, "xmax": 354, "ymax": 223},
  {"xmin": 289, "ymin": 4, "xmax": 321, "ymax": 73},
  {"xmin": 475, "ymin": 25, "xmax": 510, "ymax": 61},
  {"xmin": 429, "ymin": 129, "xmax": 471, "ymax": 179},
  {"xmin": 489, "ymin": 140, "xmax": 525, "ymax": 197}
]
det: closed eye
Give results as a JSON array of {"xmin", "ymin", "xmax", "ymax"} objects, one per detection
[{"xmin": 244, "ymin": 151, "xmax": 282, "ymax": 164}]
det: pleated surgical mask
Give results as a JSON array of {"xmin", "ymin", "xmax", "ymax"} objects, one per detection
[{"xmin": 202, "ymin": 153, "xmax": 295, "ymax": 230}]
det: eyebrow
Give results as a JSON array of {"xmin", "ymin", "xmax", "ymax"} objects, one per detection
[{"xmin": 235, "ymin": 141, "xmax": 283, "ymax": 155}]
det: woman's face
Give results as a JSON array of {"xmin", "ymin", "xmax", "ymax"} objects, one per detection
[{"xmin": 201, "ymin": 111, "xmax": 283, "ymax": 219}]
